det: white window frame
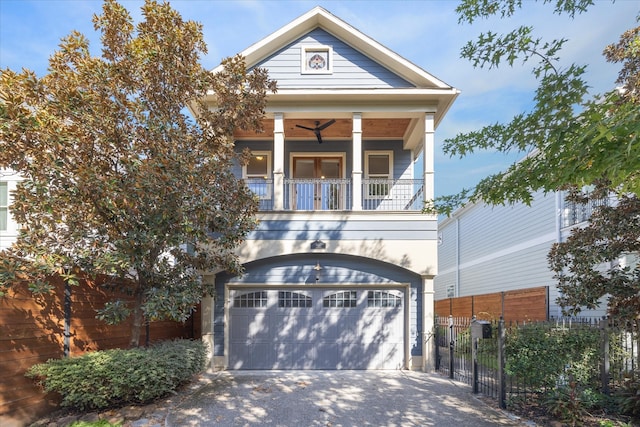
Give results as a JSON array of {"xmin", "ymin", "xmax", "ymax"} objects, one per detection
[
  {"xmin": 364, "ymin": 150, "xmax": 393, "ymax": 200},
  {"xmin": 301, "ymin": 45, "xmax": 333, "ymax": 75},
  {"xmin": 242, "ymin": 151, "xmax": 272, "ymax": 199},
  {"xmin": 0, "ymin": 181, "xmax": 7, "ymax": 232}
]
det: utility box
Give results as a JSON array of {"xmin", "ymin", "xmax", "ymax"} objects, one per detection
[{"xmin": 471, "ymin": 320, "xmax": 492, "ymax": 339}]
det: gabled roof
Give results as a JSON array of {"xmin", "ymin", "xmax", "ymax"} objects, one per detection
[{"xmin": 212, "ymin": 6, "xmax": 453, "ymax": 90}]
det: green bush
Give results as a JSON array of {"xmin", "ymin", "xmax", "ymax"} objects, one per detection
[
  {"xmin": 26, "ymin": 339, "xmax": 207, "ymax": 410},
  {"xmin": 505, "ymin": 322, "xmax": 601, "ymax": 390}
]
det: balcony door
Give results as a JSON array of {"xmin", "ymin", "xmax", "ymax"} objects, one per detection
[{"xmin": 292, "ymin": 156, "xmax": 343, "ymax": 210}]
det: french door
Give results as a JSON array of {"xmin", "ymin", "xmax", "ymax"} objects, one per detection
[{"xmin": 292, "ymin": 156, "xmax": 343, "ymax": 210}]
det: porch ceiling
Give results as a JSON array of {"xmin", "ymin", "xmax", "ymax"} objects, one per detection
[{"xmin": 233, "ymin": 118, "xmax": 411, "ymax": 141}]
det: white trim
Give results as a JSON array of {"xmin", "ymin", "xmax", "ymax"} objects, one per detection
[
  {"xmin": 243, "ymin": 151, "xmax": 272, "ymax": 200},
  {"xmin": 289, "ymin": 152, "xmax": 346, "ymax": 175},
  {"xmin": 364, "ymin": 150, "xmax": 394, "ymax": 200},
  {"xmin": 301, "ymin": 45, "xmax": 333, "ymax": 75}
]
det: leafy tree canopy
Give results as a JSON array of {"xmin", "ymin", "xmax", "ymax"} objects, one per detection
[
  {"xmin": 548, "ymin": 184, "xmax": 640, "ymax": 323},
  {"xmin": 0, "ymin": 0, "xmax": 276, "ymax": 346},
  {"xmin": 432, "ymin": 0, "xmax": 640, "ymax": 215}
]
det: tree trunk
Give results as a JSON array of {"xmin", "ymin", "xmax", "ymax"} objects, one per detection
[{"xmin": 129, "ymin": 289, "xmax": 145, "ymax": 348}]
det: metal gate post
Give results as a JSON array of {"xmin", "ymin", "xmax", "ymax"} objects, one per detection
[
  {"xmin": 472, "ymin": 336, "xmax": 478, "ymax": 394},
  {"xmin": 600, "ymin": 317, "xmax": 610, "ymax": 395},
  {"xmin": 448, "ymin": 315, "xmax": 454, "ymax": 379},
  {"xmin": 498, "ymin": 318, "xmax": 506, "ymax": 409}
]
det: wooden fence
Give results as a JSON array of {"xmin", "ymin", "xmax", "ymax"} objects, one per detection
[
  {"xmin": 435, "ymin": 286, "xmax": 549, "ymax": 322},
  {"xmin": 0, "ymin": 275, "xmax": 201, "ymax": 426}
]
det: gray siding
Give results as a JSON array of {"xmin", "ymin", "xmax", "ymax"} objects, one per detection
[
  {"xmin": 235, "ymin": 139, "xmax": 413, "ymax": 181},
  {"xmin": 458, "ymin": 242, "xmax": 554, "ymax": 295},
  {"xmin": 247, "ymin": 218, "xmax": 437, "ymax": 241},
  {"xmin": 435, "ymin": 190, "xmax": 557, "ymax": 303},
  {"xmin": 214, "ymin": 253, "xmax": 423, "ymax": 357},
  {"xmin": 435, "ymin": 190, "xmax": 608, "ymax": 318},
  {"xmin": 254, "ymin": 29, "xmax": 414, "ymax": 89},
  {"xmin": 458, "ymin": 191, "xmax": 556, "ymax": 263}
]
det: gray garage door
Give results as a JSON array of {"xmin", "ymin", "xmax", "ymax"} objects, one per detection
[{"xmin": 228, "ymin": 288, "xmax": 405, "ymax": 370}]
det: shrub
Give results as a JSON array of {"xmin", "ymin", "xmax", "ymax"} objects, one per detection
[
  {"xmin": 505, "ymin": 322, "xmax": 601, "ymax": 390},
  {"xmin": 617, "ymin": 375, "xmax": 640, "ymax": 421},
  {"xmin": 26, "ymin": 339, "xmax": 207, "ymax": 410}
]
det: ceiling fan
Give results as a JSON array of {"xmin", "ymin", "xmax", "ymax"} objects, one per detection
[{"xmin": 295, "ymin": 119, "xmax": 336, "ymax": 144}]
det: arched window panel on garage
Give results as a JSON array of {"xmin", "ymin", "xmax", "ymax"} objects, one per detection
[
  {"xmin": 233, "ymin": 291, "xmax": 268, "ymax": 308},
  {"xmin": 278, "ymin": 291, "xmax": 312, "ymax": 308},
  {"xmin": 323, "ymin": 291, "xmax": 357, "ymax": 308},
  {"xmin": 367, "ymin": 290, "xmax": 402, "ymax": 308}
]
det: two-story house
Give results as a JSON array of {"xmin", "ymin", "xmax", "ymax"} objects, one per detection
[
  {"xmin": 197, "ymin": 7, "xmax": 458, "ymax": 371},
  {"xmin": 0, "ymin": 7, "xmax": 459, "ymax": 371}
]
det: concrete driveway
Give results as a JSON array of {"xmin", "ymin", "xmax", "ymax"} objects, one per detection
[{"xmin": 166, "ymin": 370, "xmax": 527, "ymax": 427}]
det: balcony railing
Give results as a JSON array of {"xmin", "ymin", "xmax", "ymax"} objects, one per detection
[
  {"xmin": 362, "ymin": 178, "xmax": 424, "ymax": 211},
  {"xmin": 244, "ymin": 177, "xmax": 425, "ymax": 212},
  {"xmin": 562, "ymin": 196, "xmax": 610, "ymax": 227},
  {"xmin": 285, "ymin": 178, "xmax": 352, "ymax": 211}
]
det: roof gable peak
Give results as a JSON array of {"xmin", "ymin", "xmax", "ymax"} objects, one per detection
[{"xmin": 215, "ymin": 6, "xmax": 452, "ymax": 90}]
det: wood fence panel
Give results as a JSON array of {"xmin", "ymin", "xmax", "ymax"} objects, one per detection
[
  {"xmin": 0, "ymin": 275, "xmax": 201, "ymax": 426},
  {"xmin": 472, "ymin": 293, "xmax": 503, "ymax": 321},
  {"xmin": 435, "ymin": 286, "xmax": 548, "ymax": 323},
  {"xmin": 451, "ymin": 296, "xmax": 473, "ymax": 318},
  {"xmin": 503, "ymin": 287, "xmax": 548, "ymax": 322},
  {"xmin": 434, "ymin": 299, "xmax": 451, "ymax": 317}
]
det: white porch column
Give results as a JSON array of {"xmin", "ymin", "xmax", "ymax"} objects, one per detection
[
  {"xmin": 422, "ymin": 275, "xmax": 436, "ymax": 372},
  {"xmin": 200, "ymin": 274, "xmax": 216, "ymax": 370},
  {"xmin": 352, "ymin": 113, "xmax": 362, "ymax": 210},
  {"xmin": 423, "ymin": 113, "xmax": 435, "ymax": 203},
  {"xmin": 273, "ymin": 113, "xmax": 285, "ymax": 210}
]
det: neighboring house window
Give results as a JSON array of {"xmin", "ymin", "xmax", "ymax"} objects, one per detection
[
  {"xmin": 301, "ymin": 45, "xmax": 333, "ymax": 74},
  {"xmin": 0, "ymin": 182, "xmax": 7, "ymax": 231},
  {"xmin": 243, "ymin": 152, "xmax": 271, "ymax": 199},
  {"xmin": 233, "ymin": 291, "xmax": 268, "ymax": 308},
  {"xmin": 323, "ymin": 291, "xmax": 357, "ymax": 308},
  {"xmin": 365, "ymin": 151, "xmax": 393, "ymax": 198},
  {"xmin": 446, "ymin": 285, "xmax": 455, "ymax": 298},
  {"xmin": 278, "ymin": 291, "xmax": 312, "ymax": 308},
  {"xmin": 367, "ymin": 291, "xmax": 401, "ymax": 308}
]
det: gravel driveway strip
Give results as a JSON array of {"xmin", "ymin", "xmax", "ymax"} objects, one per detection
[{"xmin": 166, "ymin": 370, "xmax": 528, "ymax": 427}]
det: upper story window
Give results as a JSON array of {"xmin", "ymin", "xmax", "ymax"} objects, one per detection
[
  {"xmin": 365, "ymin": 151, "xmax": 393, "ymax": 199},
  {"xmin": 243, "ymin": 152, "xmax": 271, "ymax": 199},
  {"xmin": 0, "ymin": 182, "xmax": 7, "ymax": 231},
  {"xmin": 301, "ymin": 45, "xmax": 333, "ymax": 74}
]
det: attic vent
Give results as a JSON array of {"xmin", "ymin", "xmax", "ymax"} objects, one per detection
[{"xmin": 301, "ymin": 45, "xmax": 333, "ymax": 74}]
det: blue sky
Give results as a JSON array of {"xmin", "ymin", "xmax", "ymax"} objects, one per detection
[{"xmin": 1, "ymin": 0, "xmax": 637, "ymax": 198}]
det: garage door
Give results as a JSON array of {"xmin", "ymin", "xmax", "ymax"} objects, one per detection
[{"xmin": 228, "ymin": 288, "xmax": 405, "ymax": 370}]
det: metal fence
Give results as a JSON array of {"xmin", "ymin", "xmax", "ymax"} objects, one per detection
[{"xmin": 435, "ymin": 315, "xmax": 639, "ymax": 409}]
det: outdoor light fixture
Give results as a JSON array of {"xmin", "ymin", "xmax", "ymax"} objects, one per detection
[
  {"xmin": 314, "ymin": 261, "xmax": 322, "ymax": 282},
  {"xmin": 310, "ymin": 239, "xmax": 326, "ymax": 250}
]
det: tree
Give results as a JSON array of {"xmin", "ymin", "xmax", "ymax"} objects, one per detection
[
  {"xmin": 548, "ymin": 186, "xmax": 640, "ymax": 323},
  {"xmin": 435, "ymin": 1, "xmax": 640, "ymax": 321},
  {"xmin": 0, "ymin": 0, "xmax": 277, "ymax": 346},
  {"xmin": 432, "ymin": 0, "xmax": 640, "ymax": 215}
]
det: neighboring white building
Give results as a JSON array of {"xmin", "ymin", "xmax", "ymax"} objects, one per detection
[{"xmin": 435, "ymin": 189, "xmax": 610, "ymax": 319}]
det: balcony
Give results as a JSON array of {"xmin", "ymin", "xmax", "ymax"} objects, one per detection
[
  {"xmin": 562, "ymin": 196, "xmax": 610, "ymax": 228},
  {"xmin": 245, "ymin": 178, "xmax": 425, "ymax": 212}
]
